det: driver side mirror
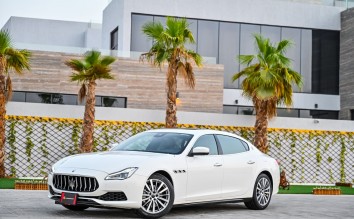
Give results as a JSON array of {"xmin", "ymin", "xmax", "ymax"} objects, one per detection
[{"xmin": 191, "ymin": 146, "xmax": 210, "ymax": 156}]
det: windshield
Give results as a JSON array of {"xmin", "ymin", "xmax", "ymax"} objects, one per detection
[{"xmin": 110, "ymin": 132, "xmax": 194, "ymax": 154}]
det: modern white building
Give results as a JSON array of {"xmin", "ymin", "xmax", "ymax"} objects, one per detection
[
  {"xmin": 101, "ymin": 0, "xmax": 351, "ymax": 119},
  {"xmin": 2, "ymin": 0, "xmax": 354, "ymax": 120}
]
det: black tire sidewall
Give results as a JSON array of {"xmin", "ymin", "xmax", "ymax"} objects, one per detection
[{"xmin": 136, "ymin": 173, "xmax": 174, "ymax": 218}]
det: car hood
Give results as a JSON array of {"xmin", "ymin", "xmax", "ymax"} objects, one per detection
[{"xmin": 54, "ymin": 151, "xmax": 170, "ymax": 174}]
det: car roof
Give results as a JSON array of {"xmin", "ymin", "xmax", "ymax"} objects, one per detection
[{"xmin": 145, "ymin": 128, "xmax": 239, "ymax": 136}]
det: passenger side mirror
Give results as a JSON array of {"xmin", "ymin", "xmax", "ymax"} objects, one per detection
[{"xmin": 191, "ymin": 147, "xmax": 210, "ymax": 156}]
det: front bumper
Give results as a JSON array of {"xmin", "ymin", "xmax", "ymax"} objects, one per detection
[{"xmin": 48, "ymin": 168, "xmax": 147, "ymax": 209}]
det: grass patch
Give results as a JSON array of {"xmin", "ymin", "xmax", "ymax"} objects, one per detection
[
  {"xmin": 0, "ymin": 178, "xmax": 17, "ymax": 189},
  {"xmin": 278, "ymin": 185, "xmax": 354, "ymax": 195}
]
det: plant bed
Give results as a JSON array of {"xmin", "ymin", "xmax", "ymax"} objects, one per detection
[
  {"xmin": 335, "ymin": 182, "xmax": 352, "ymax": 187},
  {"xmin": 278, "ymin": 185, "xmax": 354, "ymax": 195},
  {"xmin": 312, "ymin": 187, "xmax": 341, "ymax": 195},
  {"xmin": 14, "ymin": 179, "xmax": 48, "ymax": 190},
  {"xmin": 0, "ymin": 177, "xmax": 18, "ymax": 189}
]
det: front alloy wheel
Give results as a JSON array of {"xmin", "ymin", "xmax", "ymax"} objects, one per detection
[
  {"xmin": 136, "ymin": 173, "xmax": 174, "ymax": 218},
  {"xmin": 244, "ymin": 173, "xmax": 272, "ymax": 210}
]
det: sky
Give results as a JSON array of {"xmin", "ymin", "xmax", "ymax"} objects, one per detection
[{"xmin": 0, "ymin": 0, "xmax": 111, "ymax": 28}]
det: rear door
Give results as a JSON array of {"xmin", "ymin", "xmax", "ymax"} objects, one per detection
[{"xmin": 215, "ymin": 134, "xmax": 256, "ymax": 198}]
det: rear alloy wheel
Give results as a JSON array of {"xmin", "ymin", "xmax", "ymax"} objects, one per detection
[
  {"xmin": 62, "ymin": 205, "xmax": 89, "ymax": 211},
  {"xmin": 244, "ymin": 173, "xmax": 272, "ymax": 210},
  {"xmin": 136, "ymin": 173, "xmax": 174, "ymax": 218}
]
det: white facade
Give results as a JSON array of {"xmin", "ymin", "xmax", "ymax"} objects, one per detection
[{"xmin": 2, "ymin": 17, "xmax": 102, "ymax": 49}]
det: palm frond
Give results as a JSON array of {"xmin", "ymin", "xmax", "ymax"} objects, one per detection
[
  {"xmin": 5, "ymin": 48, "xmax": 31, "ymax": 74},
  {"xmin": 5, "ymin": 76, "xmax": 12, "ymax": 102},
  {"xmin": 65, "ymin": 59, "xmax": 86, "ymax": 73},
  {"xmin": 85, "ymin": 50, "xmax": 101, "ymax": 66},
  {"xmin": 77, "ymin": 84, "xmax": 87, "ymax": 104},
  {"xmin": 0, "ymin": 30, "xmax": 11, "ymax": 54},
  {"xmin": 142, "ymin": 21, "xmax": 164, "ymax": 41},
  {"xmin": 101, "ymin": 56, "xmax": 116, "ymax": 66},
  {"xmin": 239, "ymin": 55, "xmax": 255, "ymax": 66}
]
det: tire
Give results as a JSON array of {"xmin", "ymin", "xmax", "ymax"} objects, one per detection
[
  {"xmin": 136, "ymin": 173, "xmax": 174, "ymax": 218},
  {"xmin": 244, "ymin": 173, "xmax": 273, "ymax": 210},
  {"xmin": 62, "ymin": 205, "xmax": 89, "ymax": 211}
]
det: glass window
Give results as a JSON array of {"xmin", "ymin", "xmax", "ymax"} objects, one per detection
[
  {"xmin": 51, "ymin": 94, "xmax": 64, "ymax": 104},
  {"xmin": 219, "ymin": 22, "xmax": 240, "ymax": 89},
  {"xmin": 197, "ymin": 20, "xmax": 219, "ymax": 62},
  {"xmin": 261, "ymin": 26, "xmax": 281, "ymax": 43},
  {"xmin": 223, "ymin": 105, "xmax": 254, "ymax": 115},
  {"xmin": 62, "ymin": 94, "xmax": 77, "ymax": 105},
  {"xmin": 10, "ymin": 91, "xmax": 25, "ymax": 102},
  {"xmin": 239, "ymin": 24, "xmax": 261, "ymax": 88},
  {"xmin": 110, "ymin": 27, "xmax": 118, "ymax": 50},
  {"xmin": 111, "ymin": 132, "xmax": 194, "ymax": 155},
  {"xmin": 277, "ymin": 108, "xmax": 300, "ymax": 118},
  {"xmin": 102, "ymin": 97, "xmax": 126, "ymax": 108},
  {"xmin": 131, "ymin": 14, "xmax": 153, "ymax": 52},
  {"xmin": 185, "ymin": 19, "xmax": 198, "ymax": 51},
  {"xmin": 312, "ymin": 30, "xmax": 339, "ymax": 95},
  {"xmin": 193, "ymin": 135, "xmax": 218, "ymax": 155},
  {"xmin": 310, "ymin": 110, "xmax": 338, "ymax": 120},
  {"xmin": 282, "ymin": 27, "xmax": 301, "ymax": 92},
  {"xmin": 216, "ymin": 135, "xmax": 247, "ymax": 154},
  {"xmin": 26, "ymin": 92, "xmax": 50, "ymax": 104},
  {"xmin": 301, "ymin": 29, "xmax": 312, "ymax": 93}
]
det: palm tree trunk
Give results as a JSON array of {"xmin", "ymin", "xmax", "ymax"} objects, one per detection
[
  {"xmin": 165, "ymin": 64, "xmax": 177, "ymax": 128},
  {"xmin": 254, "ymin": 99, "xmax": 268, "ymax": 153},
  {"xmin": 0, "ymin": 74, "xmax": 7, "ymax": 177},
  {"xmin": 80, "ymin": 81, "xmax": 96, "ymax": 153}
]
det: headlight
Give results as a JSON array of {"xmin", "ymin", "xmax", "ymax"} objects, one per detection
[{"xmin": 105, "ymin": 167, "xmax": 138, "ymax": 180}]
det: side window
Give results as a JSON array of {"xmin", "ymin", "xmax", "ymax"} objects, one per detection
[
  {"xmin": 193, "ymin": 135, "xmax": 218, "ymax": 155},
  {"xmin": 241, "ymin": 140, "xmax": 249, "ymax": 151},
  {"xmin": 216, "ymin": 135, "xmax": 247, "ymax": 155}
]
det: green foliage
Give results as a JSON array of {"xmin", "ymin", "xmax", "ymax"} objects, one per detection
[
  {"xmin": 340, "ymin": 136, "xmax": 346, "ymax": 182},
  {"xmin": 25, "ymin": 122, "xmax": 34, "ymax": 162},
  {"xmin": 232, "ymin": 34, "xmax": 302, "ymax": 118},
  {"xmin": 8, "ymin": 121, "xmax": 17, "ymax": 176}
]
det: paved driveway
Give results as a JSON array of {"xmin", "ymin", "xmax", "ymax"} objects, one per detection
[{"xmin": 0, "ymin": 190, "xmax": 353, "ymax": 219}]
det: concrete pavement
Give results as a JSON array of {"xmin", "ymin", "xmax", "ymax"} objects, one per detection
[{"xmin": 0, "ymin": 190, "xmax": 353, "ymax": 218}]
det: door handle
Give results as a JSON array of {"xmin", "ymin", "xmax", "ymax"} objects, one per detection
[
  {"xmin": 247, "ymin": 161, "xmax": 255, "ymax": 164},
  {"xmin": 214, "ymin": 163, "xmax": 222, "ymax": 167}
]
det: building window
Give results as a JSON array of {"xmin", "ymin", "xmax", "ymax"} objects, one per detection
[
  {"xmin": 312, "ymin": 30, "xmax": 340, "ymax": 95},
  {"xmin": 110, "ymin": 27, "xmax": 119, "ymax": 50},
  {"xmin": 10, "ymin": 91, "xmax": 127, "ymax": 108}
]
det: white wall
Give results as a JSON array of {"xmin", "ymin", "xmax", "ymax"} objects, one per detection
[
  {"xmin": 3, "ymin": 17, "xmax": 102, "ymax": 48},
  {"xmin": 102, "ymin": 0, "xmax": 343, "ymax": 51},
  {"xmin": 6, "ymin": 102, "xmax": 354, "ymax": 132},
  {"xmin": 223, "ymin": 89, "xmax": 340, "ymax": 111}
]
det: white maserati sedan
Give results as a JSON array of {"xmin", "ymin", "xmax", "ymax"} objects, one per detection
[{"xmin": 48, "ymin": 129, "xmax": 280, "ymax": 218}]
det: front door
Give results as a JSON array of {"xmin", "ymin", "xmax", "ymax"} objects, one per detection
[{"xmin": 186, "ymin": 134, "xmax": 223, "ymax": 202}]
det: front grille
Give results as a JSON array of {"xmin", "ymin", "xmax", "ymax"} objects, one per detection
[
  {"xmin": 53, "ymin": 174, "xmax": 99, "ymax": 192},
  {"xmin": 97, "ymin": 192, "xmax": 127, "ymax": 201}
]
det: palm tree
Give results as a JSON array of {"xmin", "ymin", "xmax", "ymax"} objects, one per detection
[
  {"xmin": 0, "ymin": 30, "xmax": 30, "ymax": 177},
  {"xmin": 140, "ymin": 17, "xmax": 202, "ymax": 128},
  {"xmin": 66, "ymin": 50, "xmax": 116, "ymax": 153},
  {"xmin": 232, "ymin": 34, "xmax": 302, "ymax": 153}
]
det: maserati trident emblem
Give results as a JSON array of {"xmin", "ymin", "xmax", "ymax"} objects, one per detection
[{"xmin": 69, "ymin": 178, "xmax": 75, "ymax": 190}]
